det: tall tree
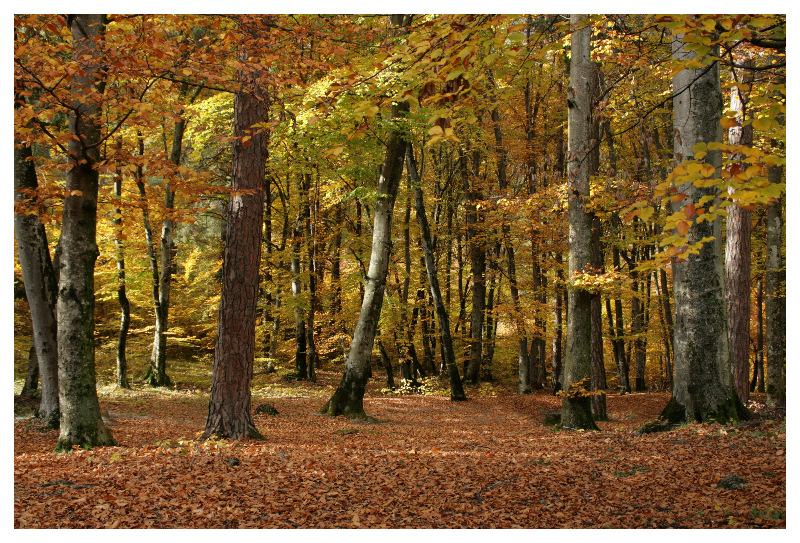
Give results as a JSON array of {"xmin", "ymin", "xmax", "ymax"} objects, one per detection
[
  {"xmin": 14, "ymin": 119, "xmax": 60, "ymax": 425},
  {"xmin": 112, "ymin": 141, "xmax": 131, "ymax": 389},
  {"xmin": 55, "ymin": 14, "xmax": 115, "ymax": 451},
  {"xmin": 320, "ymin": 16, "xmax": 412, "ymax": 417},
  {"xmin": 661, "ymin": 22, "xmax": 746, "ymax": 424},
  {"xmin": 203, "ymin": 34, "xmax": 270, "ymax": 440},
  {"xmin": 725, "ymin": 63, "xmax": 754, "ymax": 403},
  {"xmin": 560, "ymin": 15, "xmax": 599, "ymax": 431}
]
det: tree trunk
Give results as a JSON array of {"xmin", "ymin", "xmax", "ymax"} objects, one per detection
[
  {"xmin": 319, "ymin": 94, "xmax": 411, "ymax": 418},
  {"xmin": 662, "ymin": 27, "xmax": 746, "ymax": 424},
  {"xmin": 725, "ymin": 65, "xmax": 754, "ymax": 403},
  {"xmin": 764, "ymin": 162, "xmax": 785, "ymax": 408},
  {"xmin": 407, "ymin": 146, "xmax": 466, "ymax": 401},
  {"xmin": 560, "ymin": 15, "xmax": 599, "ymax": 431},
  {"xmin": 590, "ymin": 216, "xmax": 607, "ymax": 419},
  {"xmin": 112, "ymin": 145, "xmax": 131, "ymax": 389},
  {"xmin": 14, "ymin": 135, "xmax": 59, "ymax": 424},
  {"xmin": 292, "ymin": 174, "xmax": 308, "ymax": 380},
  {"xmin": 552, "ymin": 252, "xmax": 564, "ymax": 393},
  {"xmin": 461, "ymin": 147, "xmax": 485, "ymax": 385},
  {"xmin": 55, "ymin": 14, "xmax": 115, "ymax": 452},
  {"xmin": 752, "ymin": 276, "xmax": 764, "ymax": 393},
  {"xmin": 203, "ymin": 55, "xmax": 269, "ymax": 441}
]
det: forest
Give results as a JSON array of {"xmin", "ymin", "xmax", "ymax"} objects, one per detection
[{"xmin": 13, "ymin": 14, "xmax": 785, "ymax": 529}]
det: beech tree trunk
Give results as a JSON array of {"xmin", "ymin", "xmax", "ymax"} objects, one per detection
[
  {"xmin": 203, "ymin": 57, "xmax": 269, "ymax": 440},
  {"xmin": 55, "ymin": 14, "xmax": 115, "ymax": 452},
  {"xmin": 14, "ymin": 125, "xmax": 60, "ymax": 425},
  {"xmin": 560, "ymin": 15, "xmax": 598, "ymax": 431},
  {"xmin": 725, "ymin": 66, "xmax": 754, "ymax": 403},
  {"xmin": 407, "ymin": 146, "xmax": 467, "ymax": 402},
  {"xmin": 319, "ymin": 95, "xmax": 411, "ymax": 418},
  {"xmin": 662, "ymin": 28, "xmax": 746, "ymax": 424}
]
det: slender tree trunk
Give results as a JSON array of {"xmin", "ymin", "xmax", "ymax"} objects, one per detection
[
  {"xmin": 560, "ymin": 15, "xmax": 599, "ymax": 431},
  {"xmin": 55, "ymin": 14, "xmax": 115, "ymax": 452},
  {"xmin": 461, "ymin": 147, "xmax": 485, "ymax": 385},
  {"xmin": 407, "ymin": 146, "xmax": 467, "ymax": 402},
  {"xmin": 112, "ymin": 146, "xmax": 131, "ymax": 389},
  {"xmin": 292, "ymin": 173, "xmax": 308, "ymax": 380},
  {"xmin": 14, "ymin": 125, "xmax": 60, "ymax": 424},
  {"xmin": 319, "ymin": 86, "xmax": 412, "ymax": 417},
  {"xmin": 752, "ymin": 276, "xmax": 764, "ymax": 393},
  {"xmin": 662, "ymin": 28, "xmax": 746, "ymax": 424},
  {"xmin": 259, "ymin": 176, "xmax": 274, "ymax": 370},
  {"xmin": 203, "ymin": 50, "xmax": 269, "ymax": 440},
  {"xmin": 590, "ymin": 216, "xmax": 607, "ymax": 419},
  {"xmin": 552, "ymin": 252, "xmax": 564, "ymax": 393}
]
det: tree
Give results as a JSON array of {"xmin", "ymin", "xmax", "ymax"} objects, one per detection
[
  {"xmin": 764, "ymin": 160, "xmax": 785, "ymax": 408},
  {"xmin": 725, "ymin": 63, "xmax": 754, "ymax": 403},
  {"xmin": 14, "ymin": 120, "xmax": 60, "ymax": 425},
  {"xmin": 660, "ymin": 21, "xmax": 746, "ymax": 425},
  {"xmin": 55, "ymin": 14, "xmax": 115, "ymax": 451},
  {"xmin": 560, "ymin": 15, "xmax": 599, "ymax": 431},
  {"xmin": 406, "ymin": 146, "xmax": 467, "ymax": 402},
  {"xmin": 202, "ymin": 34, "xmax": 270, "ymax": 440},
  {"xmin": 320, "ymin": 16, "xmax": 412, "ymax": 418}
]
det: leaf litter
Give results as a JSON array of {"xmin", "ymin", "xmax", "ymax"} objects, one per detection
[{"xmin": 14, "ymin": 371, "xmax": 785, "ymax": 528}]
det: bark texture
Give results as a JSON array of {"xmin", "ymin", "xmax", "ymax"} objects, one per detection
[
  {"xmin": 663, "ymin": 30, "xmax": 745, "ymax": 424},
  {"xmin": 725, "ymin": 69, "xmax": 753, "ymax": 403},
  {"xmin": 203, "ymin": 63, "xmax": 269, "ymax": 440},
  {"xmin": 560, "ymin": 15, "xmax": 598, "ymax": 431},
  {"xmin": 56, "ymin": 14, "xmax": 115, "ymax": 451}
]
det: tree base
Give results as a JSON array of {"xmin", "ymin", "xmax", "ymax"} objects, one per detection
[
  {"xmin": 54, "ymin": 421, "xmax": 116, "ymax": 453},
  {"xmin": 660, "ymin": 391, "xmax": 751, "ymax": 425}
]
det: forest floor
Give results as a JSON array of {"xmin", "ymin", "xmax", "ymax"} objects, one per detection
[{"xmin": 14, "ymin": 370, "xmax": 786, "ymax": 529}]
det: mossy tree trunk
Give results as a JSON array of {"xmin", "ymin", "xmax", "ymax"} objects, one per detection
[
  {"xmin": 560, "ymin": 15, "xmax": 599, "ymax": 431},
  {"xmin": 56, "ymin": 14, "xmax": 115, "ymax": 452},
  {"xmin": 662, "ymin": 26, "xmax": 747, "ymax": 425}
]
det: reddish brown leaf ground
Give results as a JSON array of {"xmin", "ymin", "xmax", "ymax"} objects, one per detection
[{"xmin": 14, "ymin": 372, "xmax": 785, "ymax": 529}]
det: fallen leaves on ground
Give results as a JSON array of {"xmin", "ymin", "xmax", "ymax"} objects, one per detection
[{"xmin": 14, "ymin": 372, "xmax": 785, "ymax": 529}]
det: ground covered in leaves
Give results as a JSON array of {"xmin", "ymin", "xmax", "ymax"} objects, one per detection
[{"xmin": 14, "ymin": 371, "xmax": 786, "ymax": 529}]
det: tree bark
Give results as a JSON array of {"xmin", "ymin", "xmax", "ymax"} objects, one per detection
[
  {"xmin": 725, "ymin": 64, "xmax": 754, "ymax": 403},
  {"xmin": 55, "ymin": 14, "xmax": 115, "ymax": 451},
  {"xmin": 14, "ymin": 127, "xmax": 60, "ymax": 424},
  {"xmin": 319, "ymin": 95, "xmax": 411, "ymax": 418},
  {"xmin": 662, "ymin": 27, "xmax": 746, "ymax": 424},
  {"xmin": 203, "ymin": 53, "xmax": 269, "ymax": 441},
  {"xmin": 560, "ymin": 15, "xmax": 599, "ymax": 431}
]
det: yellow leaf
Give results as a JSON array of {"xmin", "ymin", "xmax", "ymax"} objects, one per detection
[
  {"xmin": 428, "ymin": 125, "xmax": 443, "ymax": 136},
  {"xmin": 720, "ymin": 117, "xmax": 738, "ymax": 129},
  {"xmin": 70, "ymin": 190, "xmax": 83, "ymax": 197}
]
